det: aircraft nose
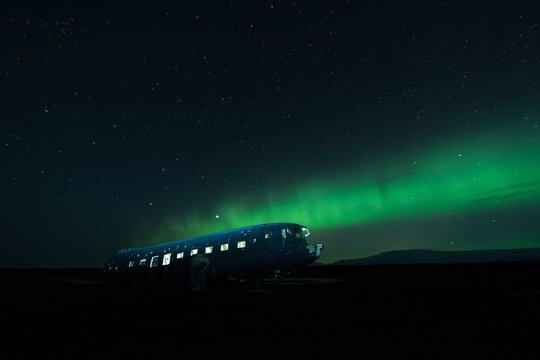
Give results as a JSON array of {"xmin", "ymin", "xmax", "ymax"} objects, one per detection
[
  {"xmin": 315, "ymin": 243, "xmax": 324, "ymax": 258},
  {"xmin": 306, "ymin": 243, "xmax": 324, "ymax": 261}
]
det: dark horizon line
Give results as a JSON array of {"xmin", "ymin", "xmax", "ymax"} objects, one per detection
[{"xmin": 4, "ymin": 247, "xmax": 540, "ymax": 269}]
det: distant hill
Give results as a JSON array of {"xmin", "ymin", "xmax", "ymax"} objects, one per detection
[{"xmin": 333, "ymin": 248, "xmax": 540, "ymax": 265}]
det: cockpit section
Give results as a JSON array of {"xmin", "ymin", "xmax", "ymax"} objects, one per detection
[
  {"xmin": 280, "ymin": 225, "xmax": 323, "ymax": 264},
  {"xmin": 281, "ymin": 226, "xmax": 310, "ymax": 239},
  {"xmin": 294, "ymin": 227, "xmax": 310, "ymax": 239}
]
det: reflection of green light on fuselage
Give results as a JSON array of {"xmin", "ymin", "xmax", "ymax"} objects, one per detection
[{"xmin": 144, "ymin": 123, "xmax": 540, "ymax": 246}]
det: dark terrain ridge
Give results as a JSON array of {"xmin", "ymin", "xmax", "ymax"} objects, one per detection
[
  {"xmin": 2, "ymin": 249, "xmax": 540, "ymax": 358},
  {"xmin": 334, "ymin": 247, "xmax": 540, "ymax": 265}
]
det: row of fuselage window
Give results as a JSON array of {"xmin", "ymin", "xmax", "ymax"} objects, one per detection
[{"xmin": 126, "ymin": 240, "xmax": 248, "ymax": 269}]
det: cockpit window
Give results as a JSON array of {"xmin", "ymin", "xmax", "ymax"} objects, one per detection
[{"xmin": 293, "ymin": 227, "xmax": 310, "ymax": 239}]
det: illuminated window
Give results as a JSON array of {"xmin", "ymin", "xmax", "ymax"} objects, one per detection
[
  {"xmin": 190, "ymin": 249, "xmax": 198, "ymax": 256},
  {"xmin": 205, "ymin": 246, "xmax": 213, "ymax": 254},
  {"xmin": 163, "ymin": 253, "xmax": 171, "ymax": 266},
  {"xmin": 128, "ymin": 261, "xmax": 135, "ymax": 268},
  {"xmin": 265, "ymin": 233, "xmax": 271, "ymax": 239},
  {"xmin": 177, "ymin": 252, "xmax": 184, "ymax": 259},
  {"xmin": 150, "ymin": 255, "xmax": 159, "ymax": 268},
  {"xmin": 140, "ymin": 259, "xmax": 147, "ymax": 266},
  {"xmin": 237, "ymin": 241, "xmax": 246, "ymax": 249},
  {"xmin": 220, "ymin": 244, "xmax": 229, "ymax": 251},
  {"xmin": 281, "ymin": 229, "xmax": 286, "ymax": 238}
]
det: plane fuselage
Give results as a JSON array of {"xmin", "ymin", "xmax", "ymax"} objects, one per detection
[{"xmin": 103, "ymin": 222, "xmax": 323, "ymax": 287}]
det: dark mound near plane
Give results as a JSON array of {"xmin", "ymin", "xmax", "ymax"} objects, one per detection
[
  {"xmin": 2, "ymin": 260, "xmax": 540, "ymax": 358},
  {"xmin": 333, "ymin": 247, "xmax": 540, "ymax": 265}
]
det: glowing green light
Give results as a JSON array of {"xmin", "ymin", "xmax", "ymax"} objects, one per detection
[{"xmin": 141, "ymin": 120, "xmax": 540, "ymax": 248}]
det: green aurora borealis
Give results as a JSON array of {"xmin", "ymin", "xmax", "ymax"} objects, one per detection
[
  {"xmin": 4, "ymin": 1, "xmax": 540, "ymax": 267},
  {"xmin": 145, "ymin": 116, "xmax": 540, "ymax": 262}
]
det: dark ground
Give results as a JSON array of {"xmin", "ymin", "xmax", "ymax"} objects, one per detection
[{"xmin": 2, "ymin": 263, "xmax": 540, "ymax": 359}]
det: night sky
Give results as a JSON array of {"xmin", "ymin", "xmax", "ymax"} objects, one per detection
[{"xmin": 1, "ymin": 1, "xmax": 539, "ymax": 267}]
